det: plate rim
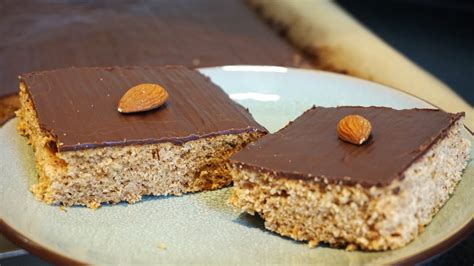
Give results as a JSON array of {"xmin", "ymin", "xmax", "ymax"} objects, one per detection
[
  {"xmin": 0, "ymin": 220, "xmax": 83, "ymax": 265},
  {"xmin": 0, "ymin": 66, "xmax": 472, "ymax": 264},
  {"xmin": 199, "ymin": 65, "xmax": 438, "ymax": 109}
]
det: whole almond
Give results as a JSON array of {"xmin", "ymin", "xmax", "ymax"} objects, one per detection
[
  {"xmin": 118, "ymin": 83, "xmax": 169, "ymax": 113},
  {"xmin": 337, "ymin": 115, "xmax": 372, "ymax": 145}
]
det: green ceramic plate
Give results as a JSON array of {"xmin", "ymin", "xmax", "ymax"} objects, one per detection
[{"xmin": 0, "ymin": 66, "xmax": 472, "ymax": 264}]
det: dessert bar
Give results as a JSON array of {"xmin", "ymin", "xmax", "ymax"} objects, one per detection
[
  {"xmin": 17, "ymin": 66, "xmax": 266, "ymax": 208},
  {"xmin": 230, "ymin": 106, "xmax": 470, "ymax": 250}
]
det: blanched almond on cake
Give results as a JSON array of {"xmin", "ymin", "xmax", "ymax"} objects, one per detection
[
  {"xmin": 118, "ymin": 83, "xmax": 169, "ymax": 113},
  {"xmin": 337, "ymin": 115, "xmax": 372, "ymax": 145}
]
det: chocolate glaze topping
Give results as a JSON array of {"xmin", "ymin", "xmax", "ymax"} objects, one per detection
[
  {"xmin": 21, "ymin": 66, "xmax": 267, "ymax": 151},
  {"xmin": 231, "ymin": 106, "xmax": 464, "ymax": 187},
  {"xmin": 0, "ymin": 0, "xmax": 308, "ymax": 96}
]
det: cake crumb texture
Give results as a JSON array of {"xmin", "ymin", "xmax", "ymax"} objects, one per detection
[
  {"xmin": 17, "ymin": 82, "xmax": 264, "ymax": 208},
  {"xmin": 230, "ymin": 120, "xmax": 470, "ymax": 250}
]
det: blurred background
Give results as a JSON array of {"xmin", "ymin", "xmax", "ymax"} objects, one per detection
[
  {"xmin": 338, "ymin": 0, "xmax": 474, "ymax": 105},
  {"xmin": 0, "ymin": 0, "xmax": 472, "ymax": 265}
]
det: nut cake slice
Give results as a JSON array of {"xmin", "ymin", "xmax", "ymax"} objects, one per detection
[
  {"xmin": 229, "ymin": 106, "xmax": 470, "ymax": 251},
  {"xmin": 16, "ymin": 66, "xmax": 266, "ymax": 208}
]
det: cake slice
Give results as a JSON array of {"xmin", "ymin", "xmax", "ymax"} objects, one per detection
[
  {"xmin": 16, "ymin": 66, "xmax": 266, "ymax": 208},
  {"xmin": 230, "ymin": 106, "xmax": 470, "ymax": 251}
]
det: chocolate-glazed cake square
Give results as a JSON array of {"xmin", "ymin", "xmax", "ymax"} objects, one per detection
[
  {"xmin": 229, "ymin": 106, "xmax": 470, "ymax": 251},
  {"xmin": 16, "ymin": 66, "xmax": 266, "ymax": 208}
]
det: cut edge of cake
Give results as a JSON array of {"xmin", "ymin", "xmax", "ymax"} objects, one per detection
[
  {"xmin": 16, "ymin": 75, "xmax": 266, "ymax": 209},
  {"xmin": 229, "ymin": 113, "xmax": 470, "ymax": 251}
]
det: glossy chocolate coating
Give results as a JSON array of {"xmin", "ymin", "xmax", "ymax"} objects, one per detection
[
  {"xmin": 21, "ymin": 66, "xmax": 266, "ymax": 151},
  {"xmin": 231, "ymin": 106, "xmax": 463, "ymax": 187}
]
